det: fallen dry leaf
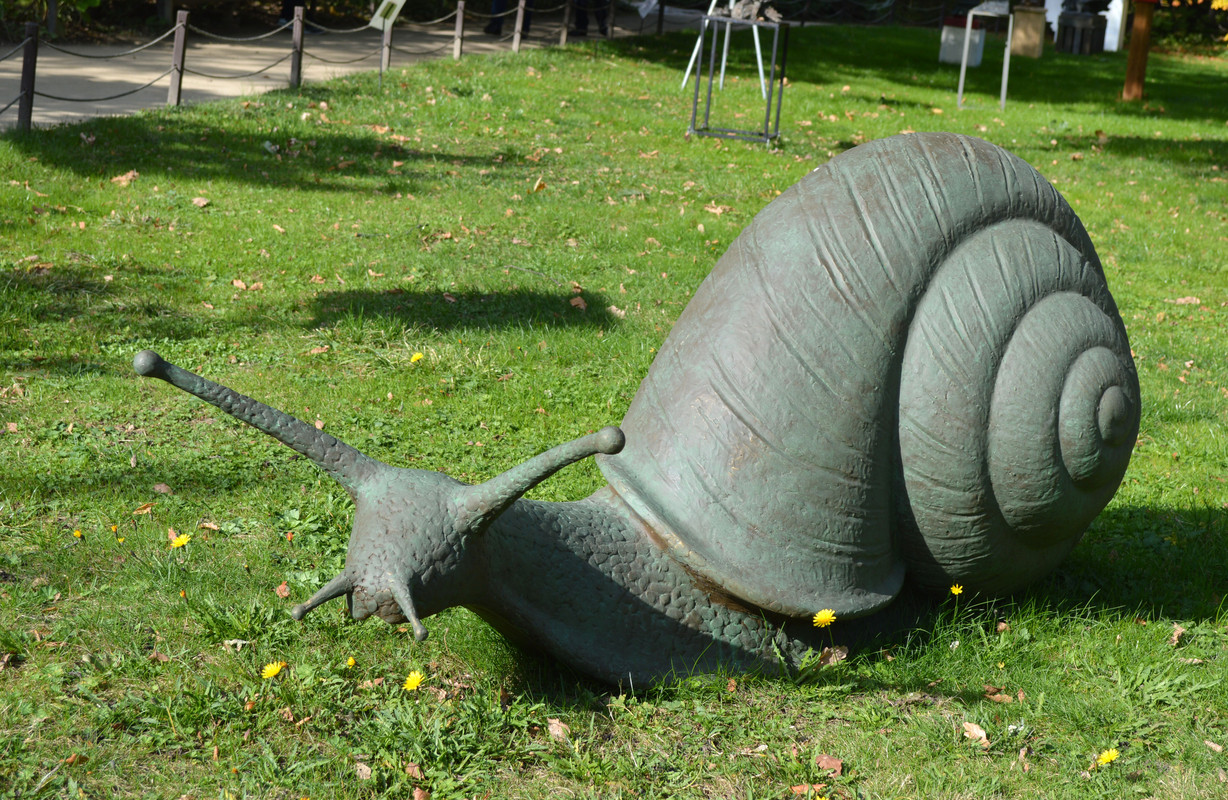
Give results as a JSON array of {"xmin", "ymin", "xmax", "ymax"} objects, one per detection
[
  {"xmin": 154, "ymin": 483, "xmax": 172, "ymax": 494},
  {"xmin": 530, "ymin": 176, "xmax": 547, "ymax": 193},
  {"xmin": 278, "ymin": 706, "xmax": 295, "ymax": 722},
  {"xmin": 570, "ymin": 296, "xmax": 588, "ymax": 311},
  {"xmin": 412, "ymin": 788, "xmax": 431, "ymax": 800},
  {"xmin": 273, "ymin": 224, "xmax": 286, "ymax": 234},
  {"xmin": 232, "ymin": 279, "xmax": 247, "ymax": 290},
  {"xmin": 789, "ymin": 784, "xmax": 827, "ymax": 796},
  {"xmin": 442, "ymin": 292, "xmax": 457, "ymax": 303},
  {"xmin": 192, "ymin": 197, "xmax": 209, "ymax": 207},
  {"xmin": 815, "ymin": 753, "xmax": 843, "ymax": 776},
  {"xmin": 314, "ymin": 420, "xmax": 325, "ymax": 430},
  {"xmin": 1172, "ymin": 296, "xmax": 1201, "ymax": 305},
  {"xmin": 358, "ymin": 677, "xmax": 385, "ymax": 689},
  {"xmin": 309, "ymin": 346, "xmax": 330, "ymax": 355},
  {"xmin": 405, "ymin": 762, "xmax": 424, "ymax": 779},
  {"xmin": 727, "ymin": 677, "xmax": 738, "ymax": 692},
  {"xmin": 608, "ymin": 305, "xmax": 626, "ymax": 318},
  {"xmin": 275, "ymin": 581, "xmax": 290, "ymax": 599},
  {"xmin": 547, "ymin": 717, "xmax": 571, "ymax": 742},
  {"xmin": 5, "ymin": 422, "xmax": 16, "ymax": 433},
  {"xmin": 355, "ymin": 762, "xmax": 372, "ymax": 780},
  {"xmin": 111, "ymin": 170, "xmax": 139, "ymax": 186},
  {"xmin": 147, "ymin": 651, "xmax": 170, "ymax": 663},
  {"xmin": 963, "ymin": 721, "xmax": 990, "ymax": 749},
  {"xmin": 1170, "ymin": 624, "xmax": 1187, "ymax": 646},
  {"xmin": 818, "ymin": 645, "xmax": 848, "ymax": 667},
  {"xmin": 199, "ymin": 521, "xmax": 219, "ymax": 531},
  {"xmin": 1207, "ymin": 740, "xmax": 1224, "ymax": 753},
  {"xmin": 63, "ymin": 753, "xmax": 88, "ymax": 766}
]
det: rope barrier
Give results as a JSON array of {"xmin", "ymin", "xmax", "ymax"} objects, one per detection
[
  {"xmin": 185, "ymin": 52, "xmax": 293, "ymax": 79},
  {"xmin": 0, "ymin": 37, "xmax": 32, "ymax": 63},
  {"xmin": 0, "ymin": 92, "xmax": 24, "ymax": 117},
  {"xmin": 304, "ymin": 20, "xmax": 371, "ymax": 33},
  {"xmin": 187, "ymin": 20, "xmax": 293, "ymax": 42},
  {"xmin": 41, "ymin": 25, "xmax": 180, "ymax": 58},
  {"xmin": 34, "ymin": 68, "xmax": 174, "ymax": 102},
  {"xmin": 390, "ymin": 40, "xmax": 455, "ymax": 56},
  {"xmin": 402, "ymin": 9, "xmax": 460, "ymax": 25},
  {"xmin": 303, "ymin": 48, "xmax": 381, "ymax": 65}
]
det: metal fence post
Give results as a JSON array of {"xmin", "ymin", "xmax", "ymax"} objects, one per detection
[
  {"xmin": 657, "ymin": 0, "xmax": 664, "ymax": 35},
  {"xmin": 46, "ymin": 0, "xmax": 58, "ymax": 38},
  {"xmin": 381, "ymin": 22, "xmax": 393, "ymax": 73},
  {"xmin": 17, "ymin": 22, "xmax": 37, "ymax": 133},
  {"xmin": 290, "ymin": 6, "xmax": 304, "ymax": 88},
  {"xmin": 453, "ymin": 0, "xmax": 465, "ymax": 60},
  {"xmin": 512, "ymin": 0, "xmax": 526, "ymax": 53},
  {"xmin": 167, "ymin": 10, "xmax": 188, "ymax": 106}
]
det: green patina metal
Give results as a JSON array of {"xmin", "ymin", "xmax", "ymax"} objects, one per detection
[{"xmin": 133, "ymin": 132, "xmax": 1139, "ymax": 686}]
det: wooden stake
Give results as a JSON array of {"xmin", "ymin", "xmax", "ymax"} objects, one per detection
[{"xmin": 1122, "ymin": 0, "xmax": 1155, "ymax": 101}]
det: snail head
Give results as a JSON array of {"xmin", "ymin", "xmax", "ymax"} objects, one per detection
[
  {"xmin": 133, "ymin": 348, "xmax": 624, "ymax": 643},
  {"xmin": 293, "ymin": 427, "xmax": 626, "ymax": 641}
]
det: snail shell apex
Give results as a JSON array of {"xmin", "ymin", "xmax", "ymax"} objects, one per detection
[{"xmin": 598, "ymin": 132, "xmax": 1139, "ymax": 619}]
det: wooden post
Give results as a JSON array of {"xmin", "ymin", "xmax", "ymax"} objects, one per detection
[
  {"xmin": 290, "ymin": 6, "xmax": 304, "ymax": 89},
  {"xmin": 453, "ymin": 0, "xmax": 465, "ymax": 59},
  {"xmin": 512, "ymin": 0, "xmax": 526, "ymax": 53},
  {"xmin": 1122, "ymin": 0, "xmax": 1155, "ymax": 100},
  {"xmin": 381, "ymin": 22, "xmax": 393, "ymax": 72},
  {"xmin": 560, "ymin": 0, "xmax": 571, "ymax": 45},
  {"xmin": 17, "ymin": 22, "xmax": 37, "ymax": 133},
  {"xmin": 167, "ymin": 10, "xmax": 188, "ymax": 106}
]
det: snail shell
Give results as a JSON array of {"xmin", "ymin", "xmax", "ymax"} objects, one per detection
[{"xmin": 598, "ymin": 132, "xmax": 1138, "ymax": 619}]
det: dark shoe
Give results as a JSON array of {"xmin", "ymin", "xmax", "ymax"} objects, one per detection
[
  {"xmin": 598, "ymin": 26, "xmax": 608, "ymax": 36},
  {"xmin": 484, "ymin": 21, "xmax": 502, "ymax": 34},
  {"xmin": 568, "ymin": 27, "xmax": 587, "ymax": 36}
]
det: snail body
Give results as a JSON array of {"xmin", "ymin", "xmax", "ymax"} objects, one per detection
[{"xmin": 134, "ymin": 133, "xmax": 1139, "ymax": 686}]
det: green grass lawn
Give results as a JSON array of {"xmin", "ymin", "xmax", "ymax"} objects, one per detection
[{"xmin": 2, "ymin": 22, "xmax": 1227, "ymax": 799}]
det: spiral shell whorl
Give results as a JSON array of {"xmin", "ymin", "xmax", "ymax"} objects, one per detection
[
  {"xmin": 897, "ymin": 220, "xmax": 1139, "ymax": 593},
  {"xmin": 599, "ymin": 132, "xmax": 1137, "ymax": 618}
]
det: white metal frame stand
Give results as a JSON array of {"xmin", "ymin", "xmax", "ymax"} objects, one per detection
[
  {"xmin": 956, "ymin": 0, "xmax": 1014, "ymax": 110},
  {"xmin": 681, "ymin": 0, "xmax": 768, "ymax": 99}
]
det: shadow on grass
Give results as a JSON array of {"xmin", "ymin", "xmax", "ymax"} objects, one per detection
[
  {"xmin": 0, "ymin": 85, "xmax": 532, "ymax": 194},
  {"xmin": 607, "ymin": 25, "xmax": 1228, "ymax": 125},
  {"xmin": 498, "ymin": 500, "xmax": 1226, "ymax": 700},
  {"xmin": 1, "ymin": 262, "xmax": 621, "ymax": 373},
  {"xmin": 308, "ymin": 287, "xmax": 620, "ymax": 330}
]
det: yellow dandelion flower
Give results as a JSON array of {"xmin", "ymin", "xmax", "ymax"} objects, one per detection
[
  {"xmin": 346, "ymin": 657, "xmax": 356, "ymax": 668},
  {"xmin": 1096, "ymin": 748, "xmax": 1119, "ymax": 767},
  {"xmin": 261, "ymin": 661, "xmax": 287, "ymax": 679},
  {"xmin": 117, "ymin": 537, "xmax": 126, "ymax": 543},
  {"xmin": 170, "ymin": 533, "xmax": 192, "ymax": 548},
  {"xmin": 111, "ymin": 525, "xmax": 117, "ymax": 533},
  {"xmin": 403, "ymin": 670, "xmax": 425, "ymax": 691},
  {"xmin": 72, "ymin": 529, "xmax": 83, "ymax": 538},
  {"xmin": 812, "ymin": 609, "xmax": 837, "ymax": 628},
  {"xmin": 410, "ymin": 352, "xmax": 424, "ymax": 363},
  {"xmin": 950, "ymin": 584, "xmax": 964, "ymax": 596}
]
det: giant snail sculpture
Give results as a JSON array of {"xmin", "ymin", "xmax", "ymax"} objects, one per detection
[{"xmin": 134, "ymin": 133, "xmax": 1139, "ymax": 686}]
